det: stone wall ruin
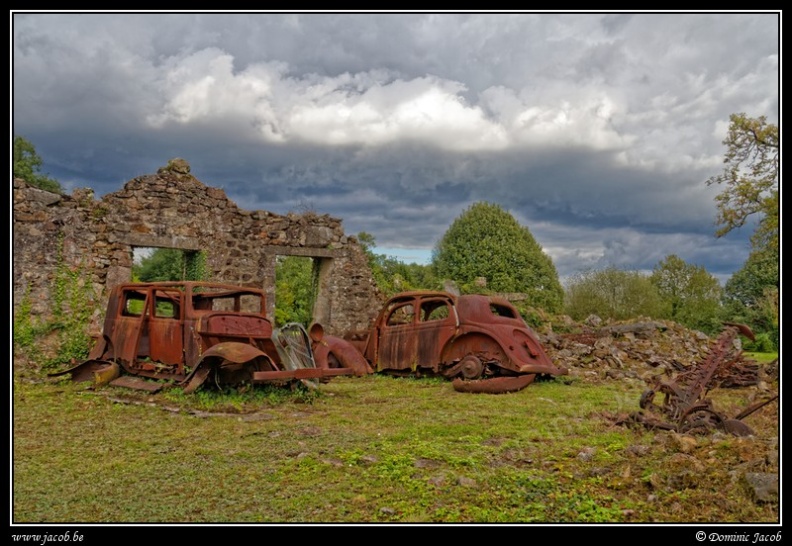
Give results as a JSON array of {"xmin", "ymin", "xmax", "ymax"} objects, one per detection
[{"xmin": 12, "ymin": 158, "xmax": 382, "ymax": 336}]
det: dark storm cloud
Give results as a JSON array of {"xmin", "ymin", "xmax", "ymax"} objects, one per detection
[{"xmin": 12, "ymin": 11, "xmax": 779, "ymax": 283}]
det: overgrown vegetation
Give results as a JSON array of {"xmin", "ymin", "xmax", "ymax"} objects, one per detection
[
  {"xmin": 563, "ymin": 256, "xmax": 728, "ymax": 336},
  {"xmin": 133, "ymin": 248, "xmax": 208, "ymax": 282},
  {"xmin": 13, "ymin": 135, "xmax": 63, "ymax": 193},
  {"xmin": 12, "ymin": 371, "xmax": 779, "ymax": 523},
  {"xmin": 564, "ymin": 267, "xmax": 668, "ymax": 323},
  {"xmin": 13, "ymin": 233, "xmax": 96, "ymax": 370},
  {"xmin": 274, "ymin": 256, "xmax": 317, "ymax": 327},
  {"xmin": 162, "ymin": 382, "xmax": 322, "ymax": 411},
  {"xmin": 357, "ymin": 232, "xmax": 441, "ymax": 296}
]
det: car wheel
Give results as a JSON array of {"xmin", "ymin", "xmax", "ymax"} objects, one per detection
[{"xmin": 459, "ymin": 354, "xmax": 484, "ymax": 380}]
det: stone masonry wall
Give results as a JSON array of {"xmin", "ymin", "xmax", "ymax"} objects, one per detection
[{"xmin": 13, "ymin": 159, "xmax": 383, "ymax": 336}]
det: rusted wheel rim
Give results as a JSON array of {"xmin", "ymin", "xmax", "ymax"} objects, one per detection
[{"xmin": 459, "ymin": 355, "xmax": 484, "ymax": 380}]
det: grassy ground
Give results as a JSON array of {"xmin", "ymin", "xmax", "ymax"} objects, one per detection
[
  {"xmin": 12, "ymin": 367, "xmax": 779, "ymax": 525},
  {"xmin": 744, "ymin": 351, "xmax": 779, "ymax": 363}
]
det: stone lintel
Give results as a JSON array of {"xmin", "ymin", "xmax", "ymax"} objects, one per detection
[
  {"xmin": 261, "ymin": 246, "xmax": 343, "ymax": 259},
  {"xmin": 124, "ymin": 233, "xmax": 202, "ymax": 251}
]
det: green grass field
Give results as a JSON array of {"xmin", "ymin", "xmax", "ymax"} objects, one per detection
[{"xmin": 12, "ymin": 366, "xmax": 779, "ymax": 525}]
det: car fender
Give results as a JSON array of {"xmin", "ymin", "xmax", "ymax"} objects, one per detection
[
  {"xmin": 441, "ymin": 332, "xmax": 518, "ymax": 373},
  {"xmin": 312, "ymin": 335, "xmax": 373, "ymax": 375},
  {"xmin": 196, "ymin": 341, "xmax": 271, "ymax": 365},
  {"xmin": 182, "ymin": 342, "xmax": 275, "ymax": 393}
]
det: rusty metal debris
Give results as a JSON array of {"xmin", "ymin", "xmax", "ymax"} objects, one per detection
[
  {"xmin": 50, "ymin": 281, "xmax": 371, "ymax": 393},
  {"xmin": 343, "ymin": 290, "xmax": 567, "ymax": 394},
  {"xmin": 621, "ymin": 323, "xmax": 777, "ymax": 436}
]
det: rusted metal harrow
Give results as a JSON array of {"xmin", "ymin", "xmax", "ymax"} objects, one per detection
[{"xmin": 622, "ymin": 323, "xmax": 777, "ymax": 436}]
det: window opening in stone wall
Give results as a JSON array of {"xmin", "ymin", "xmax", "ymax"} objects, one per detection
[
  {"xmin": 274, "ymin": 255, "xmax": 319, "ymax": 328},
  {"xmin": 133, "ymin": 247, "xmax": 207, "ymax": 282}
]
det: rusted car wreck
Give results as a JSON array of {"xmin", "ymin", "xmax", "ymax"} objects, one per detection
[
  {"xmin": 52, "ymin": 281, "xmax": 371, "ymax": 392},
  {"xmin": 344, "ymin": 290, "xmax": 567, "ymax": 393}
]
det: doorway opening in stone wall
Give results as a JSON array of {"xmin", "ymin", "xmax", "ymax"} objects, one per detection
[
  {"xmin": 132, "ymin": 247, "xmax": 208, "ymax": 282},
  {"xmin": 273, "ymin": 255, "xmax": 319, "ymax": 328}
]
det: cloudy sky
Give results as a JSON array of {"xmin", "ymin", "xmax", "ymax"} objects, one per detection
[{"xmin": 11, "ymin": 11, "xmax": 779, "ymax": 284}]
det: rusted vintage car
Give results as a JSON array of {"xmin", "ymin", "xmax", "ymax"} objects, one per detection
[
  {"xmin": 344, "ymin": 290, "xmax": 567, "ymax": 393},
  {"xmin": 52, "ymin": 281, "xmax": 371, "ymax": 392}
]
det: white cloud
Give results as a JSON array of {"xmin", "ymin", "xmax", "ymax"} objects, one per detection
[{"xmin": 148, "ymin": 55, "xmax": 510, "ymax": 151}]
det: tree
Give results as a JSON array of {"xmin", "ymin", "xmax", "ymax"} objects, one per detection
[
  {"xmin": 722, "ymin": 244, "xmax": 779, "ymax": 350},
  {"xmin": 563, "ymin": 267, "xmax": 668, "ymax": 321},
  {"xmin": 649, "ymin": 255, "xmax": 723, "ymax": 333},
  {"xmin": 706, "ymin": 113, "xmax": 779, "ymax": 348},
  {"xmin": 133, "ymin": 248, "xmax": 206, "ymax": 282},
  {"xmin": 723, "ymin": 244, "xmax": 779, "ymax": 308},
  {"xmin": 274, "ymin": 256, "xmax": 316, "ymax": 327},
  {"xmin": 706, "ymin": 113, "xmax": 778, "ymax": 252},
  {"xmin": 432, "ymin": 202, "xmax": 563, "ymax": 312},
  {"xmin": 357, "ymin": 232, "xmax": 438, "ymax": 296},
  {"xmin": 13, "ymin": 136, "xmax": 63, "ymax": 194}
]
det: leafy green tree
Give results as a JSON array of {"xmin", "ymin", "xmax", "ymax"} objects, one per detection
[
  {"xmin": 564, "ymin": 267, "xmax": 668, "ymax": 322},
  {"xmin": 649, "ymin": 255, "xmax": 723, "ymax": 333},
  {"xmin": 722, "ymin": 244, "xmax": 779, "ymax": 349},
  {"xmin": 357, "ymin": 232, "xmax": 438, "ymax": 296},
  {"xmin": 723, "ymin": 244, "xmax": 779, "ymax": 308},
  {"xmin": 133, "ymin": 248, "xmax": 206, "ymax": 282},
  {"xmin": 706, "ymin": 113, "xmax": 778, "ymax": 252},
  {"xmin": 432, "ymin": 202, "xmax": 563, "ymax": 312},
  {"xmin": 13, "ymin": 136, "xmax": 63, "ymax": 193},
  {"xmin": 706, "ymin": 113, "xmax": 779, "ymax": 348},
  {"xmin": 274, "ymin": 256, "xmax": 316, "ymax": 327}
]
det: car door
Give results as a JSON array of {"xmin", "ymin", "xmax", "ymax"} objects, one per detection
[
  {"xmin": 112, "ymin": 286, "xmax": 151, "ymax": 366},
  {"xmin": 414, "ymin": 296, "xmax": 458, "ymax": 371},
  {"xmin": 147, "ymin": 287, "xmax": 184, "ymax": 369},
  {"xmin": 376, "ymin": 299, "xmax": 418, "ymax": 371}
]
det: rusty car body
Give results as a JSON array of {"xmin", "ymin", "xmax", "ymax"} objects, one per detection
[
  {"xmin": 52, "ymin": 281, "xmax": 371, "ymax": 392},
  {"xmin": 344, "ymin": 290, "xmax": 567, "ymax": 393}
]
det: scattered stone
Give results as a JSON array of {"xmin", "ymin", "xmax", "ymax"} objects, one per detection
[
  {"xmin": 741, "ymin": 472, "xmax": 779, "ymax": 503},
  {"xmin": 667, "ymin": 452, "xmax": 704, "ymax": 472},
  {"xmin": 667, "ymin": 470, "xmax": 700, "ymax": 490},
  {"xmin": 584, "ymin": 314, "xmax": 602, "ymax": 327},
  {"xmin": 321, "ymin": 458, "xmax": 345, "ymax": 467},
  {"xmin": 586, "ymin": 466, "xmax": 610, "ymax": 477},
  {"xmin": 625, "ymin": 444, "xmax": 650, "ymax": 457},
  {"xmin": 427, "ymin": 475, "xmax": 447, "ymax": 487},
  {"xmin": 577, "ymin": 447, "xmax": 595, "ymax": 461},
  {"xmin": 414, "ymin": 458, "xmax": 440, "ymax": 469},
  {"xmin": 646, "ymin": 473, "xmax": 663, "ymax": 490},
  {"xmin": 669, "ymin": 433, "xmax": 698, "ymax": 454}
]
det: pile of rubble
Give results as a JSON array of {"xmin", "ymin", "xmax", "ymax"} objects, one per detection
[
  {"xmin": 540, "ymin": 316, "xmax": 777, "ymax": 437},
  {"xmin": 539, "ymin": 315, "xmax": 766, "ymax": 386}
]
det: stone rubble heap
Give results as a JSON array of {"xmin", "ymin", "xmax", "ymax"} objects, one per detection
[{"xmin": 538, "ymin": 315, "xmax": 768, "ymax": 387}]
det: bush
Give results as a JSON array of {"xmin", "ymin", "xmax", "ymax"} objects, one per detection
[
  {"xmin": 433, "ymin": 202, "xmax": 563, "ymax": 312},
  {"xmin": 743, "ymin": 332, "xmax": 775, "ymax": 353},
  {"xmin": 564, "ymin": 267, "xmax": 668, "ymax": 322}
]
